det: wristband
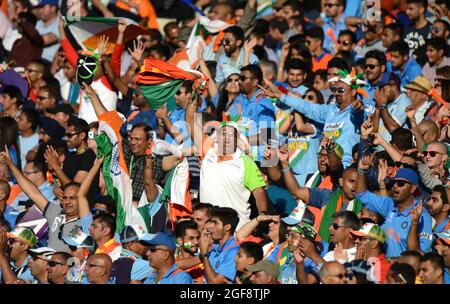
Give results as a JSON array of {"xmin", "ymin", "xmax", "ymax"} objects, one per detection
[
  {"xmin": 411, "ymin": 221, "xmax": 419, "ymax": 225},
  {"xmin": 281, "ymin": 166, "xmax": 290, "ymax": 173},
  {"xmin": 376, "ymin": 104, "xmax": 387, "ymax": 111}
]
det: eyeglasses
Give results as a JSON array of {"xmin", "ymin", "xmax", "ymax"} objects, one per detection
[
  {"xmin": 175, "ymin": 90, "xmax": 185, "ymax": 96},
  {"xmin": 330, "ymin": 87, "xmax": 346, "ymax": 94},
  {"xmin": 7, "ymin": 238, "xmax": 23, "ymax": 245},
  {"xmin": 65, "ymin": 131, "xmax": 81, "ymax": 138},
  {"xmin": 37, "ymin": 96, "xmax": 49, "ymax": 101},
  {"xmin": 239, "ymin": 75, "xmax": 254, "ymax": 82},
  {"xmin": 423, "ymin": 151, "xmax": 443, "ymax": 157},
  {"xmin": 91, "ymin": 208, "xmax": 107, "ymax": 214},
  {"xmin": 394, "ymin": 162, "xmax": 416, "ymax": 170},
  {"xmin": 338, "ymin": 40, "xmax": 351, "ymax": 46},
  {"xmin": 365, "ymin": 64, "xmax": 380, "ymax": 70},
  {"xmin": 147, "ymin": 247, "xmax": 169, "ymax": 253},
  {"xmin": 393, "ymin": 180, "xmax": 411, "ymax": 187},
  {"xmin": 68, "ymin": 245, "xmax": 78, "ymax": 251},
  {"xmin": 227, "ymin": 78, "xmax": 239, "ymax": 83},
  {"xmin": 331, "ymin": 223, "xmax": 349, "ymax": 230},
  {"xmin": 325, "ymin": 3, "xmax": 339, "ymax": 8},
  {"xmin": 48, "ymin": 260, "xmax": 65, "ymax": 267},
  {"xmin": 432, "ymin": 27, "xmax": 441, "ymax": 33},
  {"xmin": 302, "ymin": 94, "xmax": 315, "ymax": 101}
]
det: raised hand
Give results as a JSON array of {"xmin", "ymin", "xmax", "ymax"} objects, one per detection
[
  {"xmin": 196, "ymin": 42, "xmax": 204, "ymax": 61},
  {"xmin": 333, "ymin": 242, "xmax": 349, "ymax": 262},
  {"xmin": 352, "ymin": 99, "xmax": 364, "ymax": 111},
  {"xmin": 358, "ymin": 154, "xmax": 372, "ymax": 171},
  {"xmin": 374, "ymin": 88, "xmax": 387, "ymax": 106},
  {"xmin": 257, "ymin": 84, "xmax": 282, "ymax": 100},
  {"xmin": 244, "ymin": 38, "xmax": 258, "ymax": 53},
  {"xmin": 320, "ymin": 137, "xmax": 335, "ymax": 152},
  {"xmin": 360, "ymin": 115, "xmax": 373, "ymax": 138},
  {"xmin": 44, "ymin": 146, "xmax": 60, "ymax": 172},
  {"xmin": 128, "ymin": 39, "xmax": 145, "ymax": 63},
  {"xmin": 371, "ymin": 133, "xmax": 384, "ymax": 146},
  {"xmin": 355, "ymin": 244, "xmax": 367, "ymax": 260},
  {"xmin": 410, "ymin": 203, "xmax": 423, "ymax": 223},
  {"xmin": 405, "ymin": 105, "xmax": 416, "ymax": 120},
  {"xmin": 280, "ymin": 43, "xmax": 290, "ymax": 62},
  {"xmin": 277, "ymin": 144, "xmax": 289, "ymax": 165},
  {"xmin": 97, "ymin": 35, "xmax": 110, "ymax": 56},
  {"xmin": 0, "ymin": 146, "xmax": 13, "ymax": 168},
  {"xmin": 377, "ymin": 159, "xmax": 388, "ymax": 185},
  {"xmin": 293, "ymin": 247, "xmax": 305, "ymax": 264},
  {"xmin": 117, "ymin": 19, "xmax": 127, "ymax": 33}
]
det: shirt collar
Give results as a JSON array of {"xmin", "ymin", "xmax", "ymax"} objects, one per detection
[
  {"xmin": 394, "ymin": 200, "xmax": 418, "ymax": 216},
  {"xmin": 162, "ymin": 263, "xmax": 179, "ymax": 279},
  {"xmin": 97, "ymin": 238, "xmax": 118, "ymax": 251},
  {"xmin": 121, "ymin": 249, "xmax": 141, "ymax": 259},
  {"xmin": 214, "ymin": 236, "xmax": 236, "ymax": 252}
]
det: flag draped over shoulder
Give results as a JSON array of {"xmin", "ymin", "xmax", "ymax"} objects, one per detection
[
  {"xmin": 185, "ymin": 16, "xmax": 230, "ymax": 67},
  {"xmin": 95, "ymin": 111, "xmax": 149, "ymax": 232},
  {"xmin": 136, "ymin": 58, "xmax": 207, "ymax": 110},
  {"xmin": 65, "ymin": 16, "xmax": 149, "ymax": 52}
]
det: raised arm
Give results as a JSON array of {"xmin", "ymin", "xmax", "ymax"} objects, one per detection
[
  {"xmin": 407, "ymin": 204, "xmax": 423, "ymax": 254},
  {"xmin": 196, "ymin": 43, "xmax": 217, "ymax": 98},
  {"xmin": 78, "ymin": 156, "xmax": 104, "ymax": 218},
  {"xmin": 278, "ymin": 145, "xmax": 310, "ymax": 203},
  {"xmin": 0, "ymin": 148, "xmax": 48, "ymax": 212},
  {"xmin": 236, "ymin": 215, "xmax": 279, "ymax": 242},
  {"xmin": 294, "ymin": 112, "xmax": 316, "ymax": 135},
  {"xmin": 144, "ymin": 156, "xmax": 158, "ymax": 202},
  {"xmin": 372, "ymin": 133, "xmax": 403, "ymax": 162},
  {"xmin": 375, "ymin": 89, "xmax": 401, "ymax": 133},
  {"xmin": 82, "ymin": 83, "xmax": 107, "ymax": 117}
]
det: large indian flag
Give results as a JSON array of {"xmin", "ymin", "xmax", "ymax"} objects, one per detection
[
  {"xmin": 185, "ymin": 16, "xmax": 231, "ymax": 68},
  {"xmin": 95, "ymin": 111, "xmax": 150, "ymax": 232},
  {"xmin": 65, "ymin": 16, "xmax": 149, "ymax": 52}
]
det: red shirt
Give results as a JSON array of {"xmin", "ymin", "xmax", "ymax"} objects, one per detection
[{"xmin": 368, "ymin": 254, "xmax": 391, "ymax": 283}]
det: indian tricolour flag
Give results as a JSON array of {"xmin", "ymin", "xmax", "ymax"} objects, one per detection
[
  {"xmin": 185, "ymin": 16, "xmax": 231, "ymax": 68},
  {"xmin": 95, "ymin": 111, "xmax": 149, "ymax": 233},
  {"xmin": 288, "ymin": 139, "xmax": 310, "ymax": 170},
  {"xmin": 65, "ymin": 16, "xmax": 149, "ymax": 52}
]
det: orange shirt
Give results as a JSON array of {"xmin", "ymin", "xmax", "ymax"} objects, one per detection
[{"xmin": 312, "ymin": 52, "xmax": 333, "ymax": 72}]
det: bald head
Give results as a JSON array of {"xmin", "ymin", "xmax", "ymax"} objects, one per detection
[
  {"xmin": 209, "ymin": 3, "xmax": 234, "ymax": 21},
  {"xmin": 320, "ymin": 261, "xmax": 347, "ymax": 284},
  {"xmin": 418, "ymin": 121, "xmax": 440, "ymax": 144},
  {"xmin": 86, "ymin": 253, "xmax": 112, "ymax": 284}
]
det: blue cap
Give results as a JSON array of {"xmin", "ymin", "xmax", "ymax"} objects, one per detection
[
  {"xmin": 394, "ymin": 168, "xmax": 419, "ymax": 186},
  {"xmin": 38, "ymin": 116, "xmax": 65, "ymax": 139},
  {"xmin": 380, "ymin": 72, "xmax": 400, "ymax": 88},
  {"xmin": 36, "ymin": 0, "xmax": 59, "ymax": 7},
  {"xmin": 140, "ymin": 232, "xmax": 176, "ymax": 250}
]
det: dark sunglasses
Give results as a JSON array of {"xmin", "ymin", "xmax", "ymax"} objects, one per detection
[
  {"xmin": 365, "ymin": 64, "xmax": 380, "ymax": 70},
  {"xmin": 393, "ymin": 180, "xmax": 411, "ymax": 187},
  {"xmin": 68, "ymin": 245, "xmax": 78, "ymax": 251},
  {"xmin": 302, "ymin": 94, "xmax": 315, "ymax": 101},
  {"xmin": 65, "ymin": 131, "xmax": 81, "ymax": 138},
  {"xmin": 175, "ymin": 90, "xmax": 184, "ymax": 96},
  {"xmin": 330, "ymin": 87, "xmax": 346, "ymax": 94},
  {"xmin": 239, "ymin": 75, "xmax": 253, "ymax": 82},
  {"xmin": 325, "ymin": 3, "xmax": 339, "ymax": 8},
  {"xmin": 91, "ymin": 208, "xmax": 107, "ymax": 214},
  {"xmin": 227, "ymin": 77, "xmax": 239, "ymax": 83},
  {"xmin": 221, "ymin": 38, "xmax": 231, "ymax": 46},
  {"xmin": 394, "ymin": 162, "xmax": 416, "ymax": 170},
  {"xmin": 147, "ymin": 247, "xmax": 169, "ymax": 253},
  {"xmin": 48, "ymin": 260, "xmax": 65, "ymax": 267},
  {"xmin": 37, "ymin": 96, "xmax": 49, "ymax": 101},
  {"xmin": 338, "ymin": 40, "xmax": 351, "ymax": 46},
  {"xmin": 332, "ymin": 223, "xmax": 349, "ymax": 230},
  {"xmin": 423, "ymin": 151, "xmax": 443, "ymax": 157},
  {"xmin": 87, "ymin": 263, "xmax": 104, "ymax": 268}
]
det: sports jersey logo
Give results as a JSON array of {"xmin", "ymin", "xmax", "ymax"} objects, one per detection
[{"xmin": 401, "ymin": 221, "xmax": 408, "ymax": 229}]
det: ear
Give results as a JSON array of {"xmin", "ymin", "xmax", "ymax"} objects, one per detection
[
  {"xmin": 442, "ymin": 202, "xmax": 450, "ymax": 212},
  {"xmin": 339, "ymin": 177, "xmax": 343, "ymax": 187},
  {"xmin": 224, "ymin": 223, "xmax": 232, "ymax": 233},
  {"xmin": 410, "ymin": 185, "xmax": 418, "ymax": 195},
  {"xmin": 439, "ymin": 49, "xmax": 445, "ymax": 57},
  {"xmin": 236, "ymin": 39, "xmax": 243, "ymax": 48}
]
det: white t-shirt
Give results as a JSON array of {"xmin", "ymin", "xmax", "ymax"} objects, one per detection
[
  {"xmin": 200, "ymin": 145, "xmax": 266, "ymax": 230},
  {"xmin": 19, "ymin": 133, "xmax": 39, "ymax": 170},
  {"xmin": 323, "ymin": 246, "xmax": 357, "ymax": 264},
  {"xmin": 2, "ymin": 28, "xmax": 21, "ymax": 51},
  {"xmin": 0, "ymin": 11, "xmax": 11, "ymax": 39},
  {"xmin": 78, "ymin": 79, "xmax": 118, "ymax": 124},
  {"xmin": 36, "ymin": 18, "xmax": 60, "ymax": 62}
]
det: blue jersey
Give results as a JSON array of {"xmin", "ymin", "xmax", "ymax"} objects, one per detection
[
  {"xmin": 387, "ymin": 58, "xmax": 422, "ymax": 88},
  {"xmin": 357, "ymin": 190, "xmax": 433, "ymax": 258},
  {"xmin": 215, "ymin": 50, "xmax": 259, "ymax": 84},
  {"xmin": 143, "ymin": 263, "xmax": 192, "ymax": 284},
  {"xmin": 164, "ymin": 107, "xmax": 192, "ymax": 148},
  {"xmin": 281, "ymin": 94, "xmax": 364, "ymax": 167},
  {"xmin": 206, "ymin": 236, "xmax": 240, "ymax": 282}
]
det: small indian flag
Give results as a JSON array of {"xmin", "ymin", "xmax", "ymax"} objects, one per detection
[{"xmin": 288, "ymin": 139, "xmax": 310, "ymax": 170}]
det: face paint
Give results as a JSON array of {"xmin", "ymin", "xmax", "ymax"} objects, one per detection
[{"xmin": 184, "ymin": 242, "xmax": 192, "ymax": 250}]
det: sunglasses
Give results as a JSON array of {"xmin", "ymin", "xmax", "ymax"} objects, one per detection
[
  {"xmin": 365, "ymin": 64, "xmax": 380, "ymax": 70},
  {"xmin": 338, "ymin": 40, "xmax": 351, "ymax": 46},
  {"xmin": 65, "ymin": 131, "xmax": 81, "ymax": 138},
  {"xmin": 325, "ymin": 3, "xmax": 339, "ymax": 8},
  {"xmin": 227, "ymin": 78, "xmax": 239, "ymax": 83},
  {"xmin": 91, "ymin": 208, "xmax": 107, "ymax": 214},
  {"xmin": 175, "ymin": 90, "xmax": 185, "ymax": 96},
  {"xmin": 48, "ymin": 260, "xmax": 65, "ymax": 267},
  {"xmin": 239, "ymin": 75, "xmax": 253, "ymax": 82},
  {"xmin": 423, "ymin": 151, "xmax": 443, "ymax": 157},
  {"xmin": 147, "ymin": 247, "xmax": 169, "ymax": 253},
  {"xmin": 37, "ymin": 96, "xmax": 49, "ymax": 101},
  {"xmin": 221, "ymin": 38, "xmax": 231, "ymax": 46},
  {"xmin": 394, "ymin": 162, "xmax": 417, "ymax": 170},
  {"xmin": 432, "ymin": 27, "xmax": 441, "ymax": 33},
  {"xmin": 393, "ymin": 180, "xmax": 411, "ymax": 187},
  {"xmin": 87, "ymin": 263, "xmax": 104, "ymax": 268},
  {"xmin": 331, "ymin": 272, "xmax": 351, "ymax": 279},
  {"xmin": 68, "ymin": 245, "xmax": 78, "ymax": 251},
  {"xmin": 330, "ymin": 87, "xmax": 346, "ymax": 94},
  {"xmin": 302, "ymin": 94, "xmax": 315, "ymax": 101},
  {"xmin": 332, "ymin": 223, "xmax": 349, "ymax": 230}
]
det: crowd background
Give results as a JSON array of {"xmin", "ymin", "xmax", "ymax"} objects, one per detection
[{"xmin": 0, "ymin": 0, "xmax": 448, "ymax": 285}]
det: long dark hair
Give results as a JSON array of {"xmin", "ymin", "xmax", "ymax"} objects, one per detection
[
  {"xmin": 0, "ymin": 117, "xmax": 21, "ymax": 169},
  {"xmin": 214, "ymin": 73, "xmax": 240, "ymax": 120},
  {"xmin": 436, "ymin": 66, "xmax": 450, "ymax": 102}
]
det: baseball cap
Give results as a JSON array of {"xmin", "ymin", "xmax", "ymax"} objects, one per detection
[
  {"xmin": 120, "ymin": 225, "xmax": 155, "ymax": 244},
  {"xmin": 405, "ymin": 76, "xmax": 432, "ymax": 95},
  {"xmin": 246, "ymin": 260, "xmax": 280, "ymax": 278},
  {"xmin": 379, "ymin": 72, "xmax": 400, "ymax": 88},
  {"xmin": 435, "ymin": 229, "xmax": 450, "ymax": 246},
  {"xmin": 76, "ymin": 55, "xmax": 98, "ymax": 86},
  {"xmin": 282, "ymin": 202, "xmax": 315, "ymax": 226},
  {"xmin": 290, "ymin": 222, "xmax": 317, "ymax": 240},
  {"xmin": 62, "ymin": 228, "xmax": 95, "ymax": 251},
  {"xmin": 350, "ymin": 223, "xmax": 387, "ymax": 244},
  {"xmin": 28, "ymin": 247, "xmax": 56, "ymax": 260},
  {"xmin": 35, "ymin": 0, "xmax": 59, "ymax": 7},
  {"xmin": 393, "ymin": 168, "xmax": 419, "ymax": 186},
  {"xmin": 47, "ymin": 103, "xmax": 75, "ymax": 116},
  {"xmin": 140, "ymin": 232, "xmax": 176, "ymax": 250},
  {"xmin": 7, "ymin": 227, "xmax": 38, "ymax": 247},
  {"xmin": 38, "ymin": 116, "xmax": 65, "ymax": 140}
]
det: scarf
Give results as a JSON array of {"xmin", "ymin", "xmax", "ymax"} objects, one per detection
[{"xmin": 317, "ymin": 189, "xmax": 362, "ymax": 242}]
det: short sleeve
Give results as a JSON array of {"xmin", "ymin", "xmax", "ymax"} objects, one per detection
[
  {"xmin": 308, "ymin": 189, "xmax": 333, "ymax": 208},
  {"xmin": 213, "ymin": 246, "xmax": 239, "ymax": 281},
  {"xmin": 242, "ymin": 155, "xmax": 266, "ymax": 191},
  {"xmin": 130, "ymin": 259, "xmax": 153, "ymax": 281},
  {"xmin": 43, "ymin": 202, "xmax": 61, "ymax": 223},
  {"xmin": 80, "ymin": 213, "xmax": 93, "ymax": 233}
]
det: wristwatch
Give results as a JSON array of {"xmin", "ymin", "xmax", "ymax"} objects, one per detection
[
  {"xmin": 199, "ymin": 252, "xmax": 210, "ymax": 262},
  {"xmin": 376, "ymin": 104, "xmax": 387, "ymax": 111}
]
